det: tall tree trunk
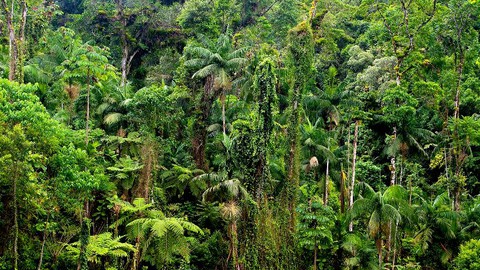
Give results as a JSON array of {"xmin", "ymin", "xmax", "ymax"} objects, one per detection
[
  {"xmin": 391, "ymin": 221, "xmax": 398, "ymax": 270},
  {"xmin": 77, "ymin": 217, "xmax": 89, "ymax": 270},
  {"xmin": 313, "ymin": 239, "xmax": 318, "ymax": 270},
  {"xmin": 286, "ymin": 90, "xmax": 300, "ymax": 230},
  {"xmin": 192, "ymin": 75, "xmax": 215, "ymax": 171},
  {"xmin": 310, "ymin": 0, "xmax": 318, "ymax": 21},
  {"xmin": 390, "ymin": 126, "xmax": 397, "ymax": 186},
  {"xmin": 340, "ymin": 169, "xmax": 346, "ymax": 213},
  {"xmin": 454, "ymin": 177, "xmax": 461, "ymax": 212},
  {"xmin": 453, "ymin": 59, "xmax": 464, "ymax": 121},
  {"xmin": 121, "ymin": 44, "xmax": 128, "ymax": 87},
  {"xmin": 387, "ymin": 221, "xmax": 392, "ymax": 262},
  {"xmin": 221, "ymin": 89, "xmax": 226, "ymax": 135},
  {"xmin": 135, "ymin": 138, "xmax": 157, "ymax": 200},
  {"xmin": 452, "ymin": 47, "xmax": 465, "ymax": 212},
  {"xmin": 324, "ymin": 157, "xmax": 329, "ymax": 206},
  {"xmin": 131, "ymin": 237, "xmax": 141, "ymax": 270},
  {"xmin": 232, "ymin": 221, "xmax": 239, "ymax": 270},
  {"xmin": 2, "ymin": 0, "xmax": 18, "ymax": 81},
  {"xmin": 13, "ymin": 162, "xmax": 19, "ymax": 270},
  {"xmin": 349, "ymin": 121, "xmax": 359, "ymax": 232},
  {"xmin": 37, "ymin": 213, "xmax": 49, "ymax": 270},
  {"xmin": 17, "ymin": 0, "xmax": 27, "ymax": 83},
  {"xmin": 85, "ymin": 68, "xmax": 91, "ymax": 147},
  {"xmin": 117, "ymin": 0, "xmax": 128, "ymax": 87},
  {"xmin": 377, "ymin": 238, "xmax": 383, "ymax": 270}
]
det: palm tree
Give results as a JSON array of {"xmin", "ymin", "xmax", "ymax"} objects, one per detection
[
  {"xmin": 413, "ymin": 193, "xmax": 460, "ymax": 266},
  {"xmin": 350, "ymin": 183, "xmax": 408, "ymax": 269},
  {"xmin": 196, "ymin": 171, "xmax": 250, "ymax": 270},
  {"xmin": 342, "ymin": 233, "xmax": 379, "ymax": 270},
  {"xmin": 97, "ymin": 83, "xmax": 133, "ymax": 137},
  {"xmin": 301, "ymin": 116, "xmax": 338, "ymax": 206},
  {"xmin": 184, "ymin": 34, "xmax": 247, "ymax": 170}
]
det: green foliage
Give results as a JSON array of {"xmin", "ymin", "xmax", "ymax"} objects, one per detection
[
  {"xmin": 1, "ymin": 1, "xmax": 480, "ymax": 270},
  {"xmin": 178, "ymin": 0, "xmax": 220, "ymax": 36},
  {"xmin": 297, "ymin": 198, "xmax": 336, "ymax": 250},
  {"xmin": 67, "ymin": 231, "xmax": 135, "ymax": 266},
  {"xmin": 126, "ymin": 199, "xmax": 203, "ymax": 267},
  {"xmin": 454, "ymin": 239, "xmax": 480, "ymax": 270}
]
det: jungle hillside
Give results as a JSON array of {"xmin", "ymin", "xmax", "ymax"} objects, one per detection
[{"xmin": 0, "ymin": 0, "xmax": 480, "ymax": 269}]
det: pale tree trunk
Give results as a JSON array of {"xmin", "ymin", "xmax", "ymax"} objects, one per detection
[
  {"xmin": 391, "ymin": 221, "xmax": 399, "ymax": 270},
  {"xmin": 377, "ymin": 238, "xmax": 383, "ymax": 270},
  {"xmin": 85, "ymin": 68, "xmax": 91, "ymax": 146},
  {"xmin": 13, "ymin": 162, "xmax": 19, "ymax": 270},
  {"xmin": 121, "ymin": 45, "xmax": 128, "ymax": 87},
  {"xmin": 120, "ymin": 46, "xmax": 138, "ymax": 88},
  {"xmin": 340, "ymin": 169, "xmax": 346, "ymax": 213},
  {"xmin": 387, "ymin": 221, "xmax": 392, "ymax": 262},
  {"xmin": 324, "ymin": 137, "xmax": 330, "ymax": 206},
  {"xmin": 131, "ymin": 237, "xmax": 141, "ymax": 270},
  {"xmin": 221, "ymin": 89, "xmax": 226, "ymax": 135},
  {"xmin": 310, "ymin": 0, "xmax": 318, "ymax": 20},
  {"xmin": 452, "ymin": 45, "xmax": 465, "ymax": 212},
  {"xmin": 37, "ymin": 213, "xmax": 49, "ymax": 270},
  {"xmin": 349, "ymin": 120, "xmax": 359, "ymax": 232},
  {"xmin": 116, "ymin": 0, "xmax": 138, "ymax": 88},
  {"xmin": 453, "ymin": 58, "xmax": 464, "ymax": 121},
  {"xmin": 2, "ymin": 0, "xmax": 18, "ymax": 81},
  {"xmin": 1, "ymin": 0, "xmax": 27, "ymax": 82},
  {"xmin": 399, "ymin": 157, "xmax": 404, "ymax": 186},
  {"xmin": 324, "ymin": 157, "xmax": 329, "ymax": 206},
  {"xmin": 17, "ymin": 0, "xmax": 26, "ymax": 83},
  {"xmin": 390, "ymin": 126, "xmax": 397, "ymax": 186},
  {"xmin": 285, "ymin": 87, "xmax": 300, "ymax": 231}
]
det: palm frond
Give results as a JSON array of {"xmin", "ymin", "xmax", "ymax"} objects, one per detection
[
  {"xmin": 227, "ymin": 47, "xmax": 249, "ymax": 59},
  {"xmin": 186, "ymin": 46, "xmax": 213, "ymax": 58},
  {"xmin": 192, "ymin": 64, "xmax": 218, "ymax": 79},
  {"xmin": 104, "ymin": 112, "xmax": 123, "ymax": 125}
]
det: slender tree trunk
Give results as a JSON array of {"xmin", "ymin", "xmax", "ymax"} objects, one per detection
[
  {"xmin": 452, "ymin": 53, "xmax": 465, "ymax": 212},
  {"xmin": 387, "ymin": 221, "xmax": 392, "ymax": 262},
  {"xmin": 451, "ymin": 6, "xmax": 466, "ymax": 212},
  {"xmin": 286, "ymin": 92, "xmax": 300, "ymax": 231},
  {"xmin": 221, "ymin": 89, "xmax": 226, "ymax": 135},
  {"xmin": 131, "ymin": 237, "xmax": 141, "ymax": 270},
  {"xmin": 77, "ymin": 217, "xmax": 89, "ymax": 270},
  {"xmin": 391, "ymin": 221, "xmax": 398, "ymax": 270},
  {"xmin": 116, "ymin": 0, "xmax": 128, "ymax": 87},
  {"xmin": 37, "ymin": 213, "xmax": 49, "ymax": 270},
  {"xmin": 453, "ymin": 60, "xmax": 463, "ymax": 120},
  {"xmin": 17, "ymin": 0, "xmax": 27, "ymax": 83},
  {"xmin": 232, "ymin": 221, "xmax": 239, "ymax": 270},
  {"xmin": 454, "ymin": 185, "xmax": 461, "ymax": 212},
  {"xmin": 377, "ymin": 238, "xmax": 383, "ymax": 270},
  {"xmin": 409, "ymin": 173, "xmax": 413, "ymax": 205},
  {"xmin": 324, "ymin": 158, "xmax": 329, "ymax": 206},
  {"xmin": 13, "ymin": 163, "xmax": 19, "ymax": 270},
  {"xmin": 340, "ymin": 169, "xmax": 346, "ymax": 213},
  {"xmin": 347, "ymin": 122, "xmax": 351, "ymax": 181},
  {"xmin": 310, "ymin": 0, "xmax": 318, "ymax": 21},
  {"xmin": 390, "ymin": 126, "xmax": 397, "ymax": 186},
  {"xmin": 313, "ymin": 239, "xmax": 317, "ymax": 270},
  {"xmin": 399, "ymin": 157, "xmax": 404, "ymax": 186},
  {"xmin": 192, "ymin": 75, "xmax": 214, "ymax": 171},
  {"xmin": 349, "ymin": 121, "xmax": 359, "ymax": 232},
  {"xmin": 121, "ymin": 44, "xmax": 128, "ymax": 87},
  {"xmin": 2, "ymin": 0, "xmax": 18, "ymax": 81},
  {"xmin": 85, "ymin": 68, "xmax": 91, "ymax": 147}
]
